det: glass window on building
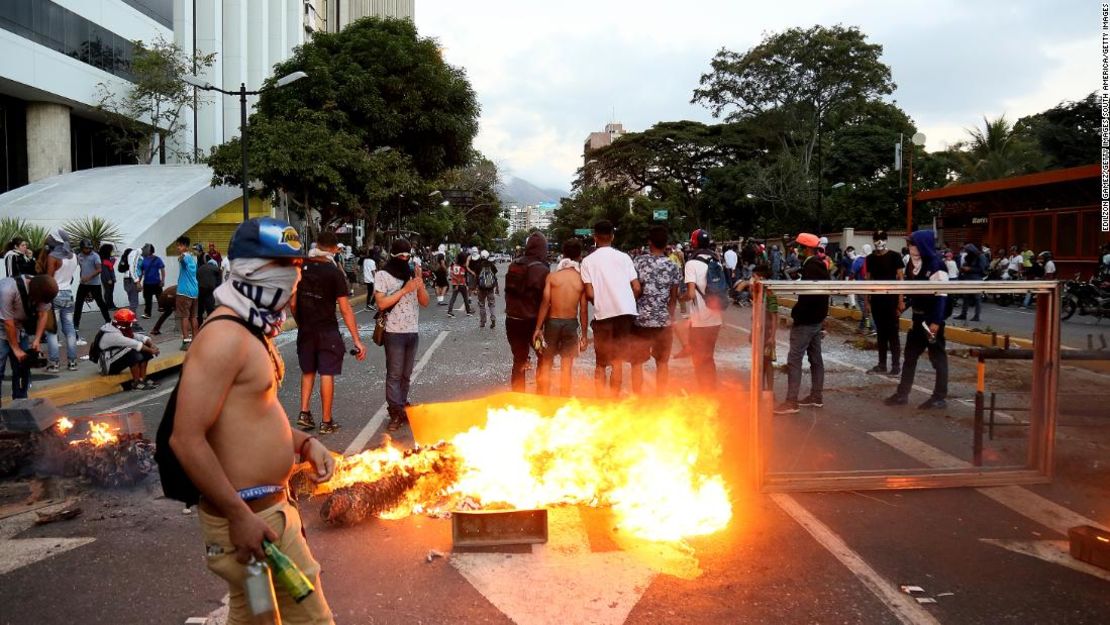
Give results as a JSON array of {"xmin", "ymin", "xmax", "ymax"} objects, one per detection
[{"xmin": 0, "ymin": 0, "xmax": 137, "ymax": 81}]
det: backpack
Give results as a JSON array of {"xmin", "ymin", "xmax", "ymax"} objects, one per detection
[
  {"xmin": 449, "ymin": 264, "xmax": 466, "ymax": 286},
  {"xmin": 87, "ymin": 329, "xmax": 107, "ymax": 364},
  {"xmin": 693, "ymin": 254, "xmax": 731, "ymax": 312},
  {"xmin": 154, "ymin": 315, "xmax": 269, "ymax": 506},
  {"xmin": 505, "ymin": 259, "xmax": 543, "ymax": 299},
  {"xmin": 117, "ymin": 249, "xmax": 132, "ymax": 273},
  {"xmin": 478, "ymin": 264, "xmax": 496, "ymax": 290}
]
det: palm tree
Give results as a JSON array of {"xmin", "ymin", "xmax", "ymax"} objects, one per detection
[
  {"xmin": 954, "ymin": 115, "xmax": 1045, "ymax": 182},
  {"xmin": 61, "ymin": 216, "xmax": 124, "ymax": 248}
]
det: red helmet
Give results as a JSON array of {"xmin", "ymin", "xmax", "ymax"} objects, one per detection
[
  {"xmin": 113, "ymin": 308, "xmax": 137, "ymax": 324},
  {"xmin": 690, "ymin": 229, "xmax": 710, "ymax": 249}
]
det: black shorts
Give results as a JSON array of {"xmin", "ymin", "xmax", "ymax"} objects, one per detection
[
  {"xmin": 296, "ymin": 326, "xmax": 345, "ymax": 376},
  {"xmin": 107, "ymin": 349, "xmax": 154, "ymax": 375},
  {"xmin": 591, "ymin": 315, "xmax": 635, "ymax": 367},
  {"xmin": 542, "ymin": 318, "xmax": 579, "ymax": 361},
  {"xmin": 628, "ymin": 325, "xmax": 674, "ymax": 365}
]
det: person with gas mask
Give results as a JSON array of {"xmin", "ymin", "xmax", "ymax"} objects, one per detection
[
  {"xmin": 884, "ymin": 230, "xmax": 949, "ymax": 410},
  {"xmin": 167, "ymin": 217, "xmax": 338, "ymax": 623},
  {"xmin": 866, "ymin": 231, "xmax": 905, "ymax": 376}
]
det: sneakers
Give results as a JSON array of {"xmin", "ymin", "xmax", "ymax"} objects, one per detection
[
  {"xmin": 131, "ymin": 380, "xmax": 150, "ymax": 391},
  {"xmin": 319, "ymin": 421, "xmax": 341, "ymax": 435},
  {"xmin": 150, "ymin": 329, "xmax": 162, "ymax": 336},
  {"xmin": 296, "ymin": 411, "xmax": 315, "ymax": 431},
  {"xmin": 76, "ymin": 337, "xmax": 88, "ymax": 346},
  {"xmin": 798, "ymin": 395, "xmax": 824, "ymax": 408},
  {"xmin": 867, "ymin": 365, "xmax": 887, "ymax": 375},
  {"xmin": 144, "ymin": 378, "xmax": 160, "ymax": 388},
  {"xmin": 181, "ymin": 339, "xmax": 192, "ymax": 351},
  {"xmin": 918, "ymin": 398, "xmax": 947, "ymax": 410},
  {"xmin": 46, "ymin": 363, "xmax": 60, "ymax": 373},
  {"xmin": 887, "ymin": 367, "xmax": 902, "ymax": 378},
  {"xmin": 66, "ymin": 361, "xmax": 78, "ymax": 371},
  {"xmin": 466, "ymin": 310, "xmax": 474, "ymax": 316},
  {"xmin": 883, "ymin": 394, "xmax": 908, "ymax": 406},
  {"xmin": 490, "ymin": 318, "xmax": 496, "ymax": 329},
  {"xmin": 446, "ymin": 311, "xmax": 456, "ymax": 318},
  {"xmin": 141, "ymin": 314, "xmax": 151, "ymax": 319},
  {"xmin": 773, "ymin": 401, "xmax": 800, "ymax": 415},
  {"xmin": 386, "ymin": 413, "xmax": 405, "ymax": 432}
]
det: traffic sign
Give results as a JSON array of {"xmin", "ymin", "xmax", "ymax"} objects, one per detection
[
  {"xmin": 653, "ymin": 210, "xmax": 668, "ymax": 221},
  {"xmin": 574, "ymin": 228, "xmax": 592, "ymax": 235}
]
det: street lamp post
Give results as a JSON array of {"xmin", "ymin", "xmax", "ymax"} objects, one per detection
[
  {"xmin": 906, "ymin": 132, "xmax": 926, "ymax": 234},
  {"xmin": 182, "ymin": 70, "xmax": 308, "ymax": 221}
]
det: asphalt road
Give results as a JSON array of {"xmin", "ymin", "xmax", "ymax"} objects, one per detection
[{"xmin": 2, "ymin": 298, "xmax": 1109, "ymax": 625}]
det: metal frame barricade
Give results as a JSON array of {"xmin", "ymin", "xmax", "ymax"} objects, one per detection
[{"xmin": 748, "ymin": 279, "xmax": 1062, "ymax": 493}]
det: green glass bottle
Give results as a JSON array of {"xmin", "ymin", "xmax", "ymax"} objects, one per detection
[{"xmin": 263, "ymin": 540, "xmax": 315, "ymax": 603}]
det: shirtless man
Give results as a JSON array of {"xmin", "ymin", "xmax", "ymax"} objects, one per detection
[
  {"xmin": 532, "ymin": 239, "xmax": 589, "ymax": 396},
  {"xmin": 170, "ymin": 217, "xmax": 337, "ymax": 624}
]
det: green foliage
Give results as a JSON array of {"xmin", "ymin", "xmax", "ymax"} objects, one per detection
[
  {"xmin": 0, "ymin": 218, "xmax": 49, "ymax": 252},
  {"xmin": 952, "ymin": 116, "xmax": 1045, "ymax": 182},
  {"xmin": 61, "ymin": 217, "xmax": 124, "ymax": 247},
  {"xmin": 691, "ymin": 25, "xmax": 896, "ymax": 232},
  {"xmin": 96, "ymin": 36, "xmax": 215, "ymax": 163},
  {"xmin": 208, "ymin": 17, "xmax": 478, "ymax": 243},
  {"xmin": 1015, "ymin": 92, "xmax": 1100, "ymax": 169}
]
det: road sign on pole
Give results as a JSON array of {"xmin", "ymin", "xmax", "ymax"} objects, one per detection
[
  {"xmin": 574, "ymin": 228, "xmax": 592, "ymax": 236},
  {"xmin": 652, "ymin": 210, "xmax": 668, "ymax": 221}
]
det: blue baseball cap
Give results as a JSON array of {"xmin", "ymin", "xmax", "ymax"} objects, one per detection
[{"xmin": 227, "ymin": 217, "xmax": 304, "ymax": 260}]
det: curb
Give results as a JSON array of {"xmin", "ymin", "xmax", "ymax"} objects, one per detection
[
  {"xmin": 776, "ymin": 297, "xmax": 1110, "ymax": 373},
  {"xmin": 7, "ymin": 292, "xmax": 370, "ymax": 408}
]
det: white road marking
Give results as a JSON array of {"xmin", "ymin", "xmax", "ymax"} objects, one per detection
[
  {"xmin": 869, "ymin": 431, "xmax": 1108, "ymax": 535},
  {"xmin": 980, "ymin": 539, "xmax": 1110, "ymax": 582},
  {"xmin": 100, "ymin": 384, "xmax": 177, "ymax": 413},
  {"xmin": 451, "ymin": 507, "xmax": 656, "ymax": 625},
  {"xmin": 0, "ymin": 502, "xmax": 95, "ymax": 576},
  {"xmin": 770, "ymin": 493, "xmax": 943, "ymax": 625},
  {"xmin": 344, "ymin": 330, "xmax": 450, "ymax": 455}
]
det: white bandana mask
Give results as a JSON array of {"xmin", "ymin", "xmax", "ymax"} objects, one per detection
[{"xmin": 214, "ymin": 259, "xmax": 299, "ymax": 337}]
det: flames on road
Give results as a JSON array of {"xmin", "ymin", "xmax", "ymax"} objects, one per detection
[
  {"xmin": 317, "ymin": 396, "xmax": 733, "ymax": 541},
  {"xmin": 55, "ymin": 418, "xmax": 120, "ymax": 447}
]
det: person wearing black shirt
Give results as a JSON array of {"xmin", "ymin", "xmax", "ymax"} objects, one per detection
[
  {"xmin": 774, "ymin": 233, "xmax": 830, "ymax": 415},
  {"xmin": 293, "ymin": 232, "xmax": 367, "ymax": 434},
  {"xmin": 866, "ymin": 231, "xmax": 905, "ymax": 376}
]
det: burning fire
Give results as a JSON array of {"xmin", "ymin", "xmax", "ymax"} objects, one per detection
[
  {"xmin": 55, "ymin": 418, "xmax": 120, "ymax": 447},
  {"xmin": 320, "ymin": 396, "xmax": 733, "ymax": 541}
]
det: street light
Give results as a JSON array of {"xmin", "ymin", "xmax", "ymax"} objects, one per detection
[
  {"xmin": 906, "ymin": 132, "xmax": 926, "ymax": 234},
  {"xmin": 182, "ymin": 70, "xmax": 309, "ymax": 221}
]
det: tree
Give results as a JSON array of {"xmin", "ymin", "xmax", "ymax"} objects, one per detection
[
  {"xmin": 1015, "ymin": 92, "xmax": 1100, "ymax": 169},
  {"xmin": 692, "ymin": 25, "xmax": 896, "ymax": 231},
  {"xmin": 96, "ymin": 36, "xmax": 215, "ymax": 163},
  {"xmin": 209, "ymin": 17, "xmax": 479, "ymax": 242},
  {"xmin": 952, "ymin": 115, "xmax": 1045, "ymax": 182}
]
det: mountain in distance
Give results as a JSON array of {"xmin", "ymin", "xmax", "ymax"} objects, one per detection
[{"xmin": 499, "ymin": 176, "xmax": 569, "ymax": 206}]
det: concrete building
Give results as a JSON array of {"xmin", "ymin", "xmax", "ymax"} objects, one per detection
[
  {"xmin": 507, "ymin": 202, "xmax": 557, "ymax": 235},
  {"xmin": 172, "ymin": 0, "xmax": 328, "ymax": 159},
  {"xmin": 583, "ymin": 122, "xmax": 624, "ymax": 168},
  {"xmin": 0, "ymin": 0, "xmax": 173, "ymax": 192},
  {"xmin": 326, "ymin": 0, "xmax": 414, "ymax": 31}
]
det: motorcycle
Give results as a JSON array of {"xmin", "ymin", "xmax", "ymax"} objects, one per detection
[
  {"xmin": 1061, "ymin": 274, "xmax": 1110, "ymax": 321},
  {"xmin": 983, "ymin": 267, "xmax": 1015, "ymax": 307}
]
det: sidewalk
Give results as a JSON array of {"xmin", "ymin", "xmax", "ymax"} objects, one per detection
[{"xmin": 3, "ymin": 289, "xmax": 371, "ymax": 408}]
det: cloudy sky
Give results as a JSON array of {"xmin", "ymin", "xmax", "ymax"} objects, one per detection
[{"xmin": 417, "ymin": 0, "xmax": 1096, "ymax": 193}]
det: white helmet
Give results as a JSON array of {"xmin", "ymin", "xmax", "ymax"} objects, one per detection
[
  {"xmin": 818, "ymin": 236, "xmax": 829, "ymax": 247},
  {"xmin": 480, "ymin": 250, "xmax": 489, "ymax": 259}
]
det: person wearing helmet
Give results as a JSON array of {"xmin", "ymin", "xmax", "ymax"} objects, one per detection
[
  {"xmin": 774, "ymin": 232, "xmax": 830, "ymax": 414},
  {"xmin": 93, "ymin": 308, "xmax": 160, "ymax": 389},
  {"xmin": 169, "ymin": 217, "xmax": 337, "ymax": 623},
  {"xmin": 74, "ymin": 237, "xmax": 111, "ymax": 338}
]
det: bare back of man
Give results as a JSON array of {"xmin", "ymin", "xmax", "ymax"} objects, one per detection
[{"xmin": 534, "ymin": 267, "xmax": 588, "ymax": 395}]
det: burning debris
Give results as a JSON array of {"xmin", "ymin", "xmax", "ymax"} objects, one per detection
[
  {"xmin": 0, "ymin": 408, "xmax": 155, "ymax": 488},
  {"xmin": 314, "ymin": 442, "xmax": 461, "ymax": 526},
  {"xmin": 309, "ymin": 395, "xmax": 734, "ymax": 542}
]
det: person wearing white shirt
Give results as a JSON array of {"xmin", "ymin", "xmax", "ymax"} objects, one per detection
[
  {"xmin": 681, "ymin": 229, "xmax": 724, "ymax": 391},
  {"xmin": 361, "ymin": 252, "xmax": 377, "ymax": 311},
  {"xmin": 580, "ymin": 220, "xmax": 641, "ymax": 396}
]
